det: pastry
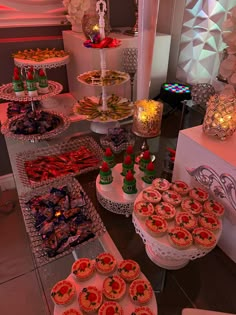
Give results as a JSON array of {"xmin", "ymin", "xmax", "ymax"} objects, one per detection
[
  {"xmin": 181, "ymin": 198, "xmax": 203, "ymax": 215},
  {"xmin": 95, "ymin": 252, "xmax": 117, "ymax": 274},
  {"xmin": 171, "ymin": 180, "xmax": 190, "ymax": 196},
  {"xmin": 131, "ymin": 306, "xmax": 155, "ymax": 315},
  {"xmin": 102, "ymin": 275, "xmax": 126, "ymax": 301},
  {"xmin": 203, "ymin": 200, "xmax": 225, "ymax": 217},
  {"xmin": 198, "ymin": 212, "xmax": 221, "ymax": 231},
  {"xmin": 139, "ymin": 150, "xmax": 151, "ymax": 172},
  {"xmin": 121, "ymin": 155, "xmax": 135, "ymax": 176},
  {"xmin": 192, "ymin": 227, "xmax": 217, "ymax": 249},
  {"xmin": 145, "ymin": 215, "xmax": 168, "ymax": 237},
  {"xmin": 189, "ymin": 187, "xmax": 209, "ymax": 203},
  {"xmin": 51, "ymin": 279, "xmax": 76, "ymax": 305},
  {"xmin": 134, "ymin": 201, "xmax": 155, "ymax": 220},
  {"xmin": 168, "ymin": 227, "xmax": 193, "ymax": 249},
  {"xmin": 175, "ymin": 212, "xmax": 198, "ymax": 231},
  {"xmin": 122, "ymin": 170, "xmax": 137, "ymax": 199},
  {"xmin": 142, "ymin": 189, "xmax": 162, "ymax": 204},
  {"xmin": 154, "ymin": 202, "xmax": 176, "ymax": 220},
  {"xmin": 98, "ymin": 301, "xmax": 124, "ymax": 315},
  {"xmin": 141, "ymin": 162, "xmax": 156, "ymax": 185},
  {"xmin": 152, "ymin": 178, "xmax": 171, "ymax": 192},
  {"xmin": 62, "ymin": 309, "xmax": 83, "ymax": 315},
  {"xmin": 103, "ymin": 147, "xmax": 116, "ymax": 168},
  {"xmin": 118, "ymin": 259, "xmax": 140, "ymax": 282},
  {"xmin": 99, "ymin": 161, "xmax": 113, "ymax": 191},
  {"xmin": 71, "ymin": 258, "xmax": 95, "ymax": 281},
  {"xmin": 162, "ymin": 190, "xmax": 182, "ymax": 206},
  {"xmin": 78, "ymin": 286, "xmax": 103, "ymax": 313},
  {"xmin": 129, "ymin": 279, "xmax": 153, "ymax": 305}
]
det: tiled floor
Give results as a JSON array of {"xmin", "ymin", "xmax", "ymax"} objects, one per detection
[{"xmin": 0, "ymin": 108, "xmax": 235, "ymax": 315}]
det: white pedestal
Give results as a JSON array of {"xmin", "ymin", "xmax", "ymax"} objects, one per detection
[
  {"xmin": 173, "ymin": 125, "xmax": 236, "ymax": 263},
  {"xmin": 62, "ymin": 29, "xmax": 171, "ymax": 101}
]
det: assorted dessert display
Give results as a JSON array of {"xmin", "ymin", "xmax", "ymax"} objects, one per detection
[
  {"xmin": 51, "ymin": 253, "xmax": 156, "ymax": 315},
  {"xmin": 73, "ymin": 95, "xmax": 133, "ymax": 121},
  {"xmin": 133, "ymin": 178, "xmax": 224, "ymax": 250},
  {"xmin": 77, "ymin": 70, "xmax": 129, "ymax": 87},
  {"xmin": 12, "ymin": 48, "xmax": 69, "ymax": 62}
]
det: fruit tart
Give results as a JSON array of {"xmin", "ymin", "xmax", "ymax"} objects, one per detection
[
  {"xmin": 118, "ymin": 259, "xmax": 140, "ymax": 282},
  {"xmin": 98, "ymin": 301, "xmax": 124, "ymax": 315},
  {"xmin": 192, "ymin": 227, "xmax": 217, "ymax": 249},
  {"xmin": 168, "ymin": 227, "xmax": 193, "ymax": 249},
  {"xmin": 72, "ymin": 258, "xmax": 95, "ymax": 281},
  {"xmin": 181, "ymin": 198, "xmax": 203, "ymax": 216},
  {"xmin": 189, "ymin": 187, "xmax": 209, "ymax": 203},
  {"xmin": 62, "ymin": 309, "xmax": 83, "ymax": 315},
  {"xmin": 78, "ymin": 286, "xmax": 103, "ymax": 313},
  {"xmin": 171, "ymin": 180, "xmax": 190, "ymax": 196},
  {"xmin": 162, "ymin": 190, "xmax": 182, "ymax": 206},
  {"xmin": 95, "ymin": 252, "xmax": 117, "ymax": 274},
  {"xmin": 131, "ymin": 306, "xmax": 155, "ymax": 315},
  {"xmin": 102, "ymin": 275, "xmax": 126, "ymax": 301},
  {"xmin": 198, "ymin": 212, "xmax": 221, "ymax": 231},
  {"xmin": 129, "ymin": 279, "xmax": 153, "ymax": 305},
  {"xmin": 145, "ymin": 215, "xmax": 168, "ymax": 237},
  {"xmin": 152, "ymin": 178, "xmax": 171, "ymax": 192},
  {"xmin": 175, "ymin": 212, "xmax": 198, "ymax": 231},
  {"xmin": 142, "ymin": 189, "xmax": 162, "ymax": 204},
  {"xmin": 203, "ymin": 200, "xmax": 225, "ymax": 217},
  {"xmin": 154, "ymin": 202, "xmax": 176, "ymax": 220},
  {"xmin": 51, "ymin": 280, "xmax": 76, "ymax": 305},
  {"xmin": 134, "ymin": 201, "xmax": 155, "ymax": 220}
]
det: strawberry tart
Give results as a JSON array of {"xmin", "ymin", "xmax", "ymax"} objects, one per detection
[
  {"xmin": 181, "ymin": 198, "xmax": 203, "ymax": 215},
  {"xmin": 95, "ymin": 252, "xmax": 117, "ymax": 274},
  {"xmin": 62, "ymin": 309, "xmax": 83, "ymax": 315},
  {"xmin": 189, "ymin": 187, "xmax": 209, "ymax": 203},
  {"xmin": 102, "ymin": 275, "xmax": 126, "ymax": 301},
  {"xmin": 162, "ymin": 190, "xmax": 182, "ymax": 206},
  {"xmin": 131, "ymin": 306, "xmax": 155, "ymax": 315},
  {"xmin": 98, "ymin": 301, "xmax": 124, "ymax": 315},
  {"xmin": 203, "ymin": 200, "xmax": 225, "ymax": 217},
  {"xmin": 142, "ymin": 189, "xmax": 162, "ymax": 204},
  {"xmin": 134, "ymin": 201, "xmax": 155, "ymax": 220},
  {"xmin": 154, "ymin": 202, "xmax": 176, "ymax": 220},
  {"xmin": 192, "ymin": 227, "xmax": 217, "ymax": 249},
  {"xmin": 117, "ymin": 259, "xmax": 140, "ymax": 282},
  {"xmin": 51, "ymin": 280, "xmax": 76, "ymax": 305},
  {"xmin": 129, "ymin": 279, "xmax": 153, "ymax": 305},
  {"xmin": 145, "ymin": 215, "xmax": 168, "ymax": 237},
  {"xmin": 168, "ymin": 227, "xmax": 193, "ymax": 249},
  {"xmin": 171, "ymin": 180, "xmax": 190, "ymax": 196},
  {"xmin": 175, "ymin": 212, "xmax": 198, "ymax": 231},
  {"xmin": 71, "ymin": 258, "xmax": 95, "ymax": 281},
  {"xmin": 152, "ymin": 178, "xmax": 171, "ymax": 192},
  {"xmin": 198, "ymin": 212, "xmax": 221, "ymax": 231},
  {"xmin": 78, "ymin": 286, "xmax": 103, "ymax": 313}
]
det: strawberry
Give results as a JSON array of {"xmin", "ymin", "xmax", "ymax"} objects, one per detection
[
  {"xmin": 124, "ymin": 263, "xmax": 132, "ymax": 271},
  {"xmin": 154, "ymin": 219, "xmax": 162, "ymax": 227},
  {"xmin": 176, "ymin": 231, "xmax": 185, "ymax": 239},
  {"xmin": 103, "ymin": 256, "xmax": 111, "ymax": 264},
  {"xmin": 111, "ymin": 281, "xmax": 119, "ymax": 290},
  {"xmin": 79, "ymin": 262, "xmax": 87, "ymax": 271},
  {"xmin": 182, "ymin": 215, "xmax": 189, "ymax": 223},
  {"xmin": 106, "ymin": 306, "xmax": 115, "ymax": 315},
  {"xmin": 126, "ymin": 145, "xmax": 133, "ymax": 154},
  {"xmin": 136, "ymin": 284, "xmax": 144, "ymax": 294},
  {"xmin": 87, "ymin": 292, "xmax": 97, "ymax": 302},
  {"xmin": 124, "ymin": 155, "xmax": 132, "ymax": 165},
  {"xmin": 105, "ymin": 147, "xmax": 113, "ymax": 157},
  {"xmin": 59, "ymin": 285, "xmax": 68, "ymax": 295},
  {"xmin": 206, "ymin": 217, "xmax": 215, "ymax": 224},
  {"xmin": 199, "ymin": 231, "xmax": 208, "ymax": 239}
]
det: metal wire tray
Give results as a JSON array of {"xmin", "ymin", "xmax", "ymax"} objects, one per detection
[
  {"xmin": 19, "ymin": 176, "xmax": 106, "ymax": 266},
  {"xmin": 16, "ymin": 136, "xmax": 104, "ymax": 188}
]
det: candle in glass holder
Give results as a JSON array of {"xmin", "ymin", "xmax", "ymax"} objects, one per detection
[{"xmin": 132, "ymin": 99, "xmax": 163, "ymax": 137}]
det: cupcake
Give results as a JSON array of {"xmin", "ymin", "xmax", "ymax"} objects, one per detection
[
  {"xmin": 171, "ymin": 180, "xmax": 190, "ymax": 196},
  {"xmin": 38, "ymin": 68, "xmax": 49, "ymax": 94},
  {"xmin": 118, "ymin": 259, "xmax": 140, "ymax": 282},
  {"xmin": 134, "ymin": 201, "xmax": 155, "ymax": 220},
  {"xmin": 63, "ymin": 309, "xmax": 83, "ymax": 315},
  {"xmin": 142, "ymin": 188, "xmax": 162, "ymax": 204},
  {"xmin": 99, "ymin": 161, "xmax": 113, "ymax": 191},
  {"xmin": 162, "ymin": 190, "xmax": 182, "ymax": 206},
  {"xmin": 121, "ymin": 155, "xmax": 135, "ymax": 176},
  {"xmin": 152, "ymin": 178, "xmax": 171, "ymax": 192},
  {"xmin": 203, "ymin": 200, "xmax": 225, "ymax": 217},
  {"xmin": 192, "ymin": 227, "xmax": 217, "ymax": 249},
  {"xmin": 168, "ymin": 227, "xmax": 193, "ymax": 249},
  {"xmin": 51, "ymin": 280, "xmax": 76, "ymax": 305},
  {"xmin": 122, "ymin": 170, "xmax": 137, "ymax": 200},
  {"xmin": 102, "ymin": 275, "xmax": 126, "ymax": 301},
  {"xmin": 139, "ymin": 150, "xmax": 151, "ymax": 172},
  {"xmin": 125, "ymin": 145, "xmax": 135, "ymax": 163},
  {"xmin": 131, "ymin": 306, "xmax": 155, "ymax": 315},
  {"xmin": 141, "ymin": 162, "xmax": 156, "ymax": 185},
  {"xmin": 95, "ymin": 252, "xmax": 117, "ymax": 274},
  {"xmin": 99, "ymin": 301, "xmax": 124, "ymax": 315},
  {"xmin": 189, "ymin": 187, "xmax": 209, "ymax": 203},
  {"xmin": 145, "ymin": 215, "xmax": 168, "ymax": 237},
  {"xmin": 198, "ymin": 212, "xmax": 221, "ymax": 231},
  {"xmin": 26, "ymin": 70, "xmax": 38, "ymax": 97},
  {"xmin": 175, "ymin": 212, "xmax": 198, "ymax": 231},
  {"xmin": 181, "ymin": 198, "xmax": 203, "ymax": 215},
  {"xmin": 129, "ymin": 279, "xmax": 153, "ymax": 305},
  {"xmin": 12, "ymin": 70, "xmax": 24, "ymax": 97},
  {"xmin": 78, "ymin": 286, "xmax": 103, "ymax": 313},
  {"xmin": 154, "ymin": 202, "xmax": 176, "ymax": 220},
  {"xmin": 71, "ymin": 258, "xmax": 95, "ymax": 281},
  {"xmin": 103, "ymin": 147, "xmax": 116, "ymax": 168}
]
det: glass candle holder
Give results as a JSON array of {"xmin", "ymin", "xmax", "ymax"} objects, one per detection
[
  {"xmin": 202, "ymin": 94, "xmax": 236, "ymax": 140},
  {"xmin": 132, "ymin": 99, "xmax": 163, "ymax": 138},
  {"xmin": 191, "ymin": 83, "xmax": 215, "ymax": 106}
]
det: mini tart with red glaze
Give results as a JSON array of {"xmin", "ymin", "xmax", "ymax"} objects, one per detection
[
  {"xmin": 117, "ymin": 259, "xmax": 140, "ymax": 282},
  {"xmin": 103, "ymin": 275, "xmax": 126, "ymax": 301},
  {"xmin": 71, "ymin": 258, "xmax": 95, "ymax": 281},
  {"xmin": 98, "ymin": 301, "xmax": 124, "ymax": 315},
  {"xmin": 95, "ymin": 252, "xmax": 117, "ymax": 274},
  {"xmin": 189, "ymin": 187, "xmax": 209, "ymax": 203},
  {"xmin": 142, "ymin": 189, "xmax": 162, "ymax": 204},
  {"xmin": 162, "ymin": 190, "xmax": 182, "ymax": 206},
  {"xmin": 131, "ymin": 306, "xmax": 155, "ymax": 315},
  {"xmin": 171, "ymin": 180, "xmax": 190, "ymax": 196},
  {"xmin": 78, "ymin": 286, "xmax": 103, "ymax": 313},
  {"xmin": 168, "ymin": 227, "xmax": 193, "ymax": 249},
  {"xmin": 145, "ymin": 215, "xmax": 168, "ymax": 237},
  {"xmin": 198, "ymin": 212, "xmax": 221, "ymax": 231},
  {"xmin": 134, "ymin": 201, "xmax": 155, "ymax": 220},
  {"xmin": 154, "ymin": 201, "xmax": 176, "ymax": 220},
  {"xmin": 51, "ymin": 280, "xmax": 76, "ymax": 306},
  {"xmin": 181, "ymin": 198, "xmax": 203, "ymax": 215},
  {"xmin": 192, "ymin": 227, "xmax": 217, "ymax": 249},
  {"xmin": 203, "ymin": 200, "xmax": 225, "ymax": 217},
  {"xmin": 62, "ymin": 309, "xmax": 83, "ymax": 315},
  {"xmin": 175, "ymin": 212, "xmax": 198, "ymax": 231},
  {"xmin": 152, "ymin": 178, "xmax": 171, "ymax": 192},
  {"xmin": 129, "ymin": 279, "xmax": 153, "ymax": 305}
]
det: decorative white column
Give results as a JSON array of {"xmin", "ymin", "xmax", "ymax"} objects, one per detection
[{"xmin": 137, "ymin": 0, "xmax": 160, "ymax": 100}]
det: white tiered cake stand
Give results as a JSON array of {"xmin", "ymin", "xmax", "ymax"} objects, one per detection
[{"xmin": 132, "ymin": 189, "xmax": 223, "ymax": 270}]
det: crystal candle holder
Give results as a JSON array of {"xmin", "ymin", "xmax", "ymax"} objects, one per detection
[{"xmin": 202, "ymin": 94, "xmax": 236, "ymax": 140}]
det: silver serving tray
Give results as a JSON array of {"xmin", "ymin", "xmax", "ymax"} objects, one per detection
[
  {"xmin": 16, "ymin": 136, "xmax": 104, "ymax": 188},
  {"xmin": 19, "ymin": 176, "xmax": 106, "ymax": 266}
]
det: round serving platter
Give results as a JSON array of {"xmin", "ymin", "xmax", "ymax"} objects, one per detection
[{"xmin": 77, "ymin": 70, "xmax": 130, "ymax": 87}]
